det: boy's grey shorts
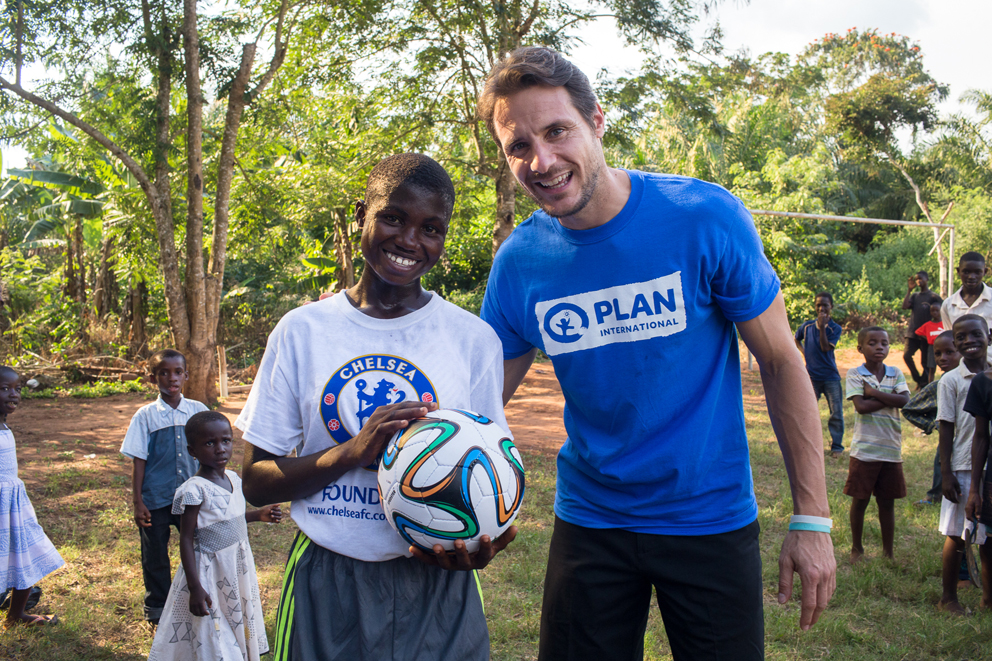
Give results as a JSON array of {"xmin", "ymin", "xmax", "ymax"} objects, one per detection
[{"xmin": 272, "ymin": 532, "xmax": 489, "ymax": 661}]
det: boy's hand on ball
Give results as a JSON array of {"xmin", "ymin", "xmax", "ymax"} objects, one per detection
[
  {"xmin": 410, "ymin": 525, "xmax": 518, "ymax": 571},
  {"xmin": 348, "ymin": 401, "xmax": 439, "ymax": 466}
]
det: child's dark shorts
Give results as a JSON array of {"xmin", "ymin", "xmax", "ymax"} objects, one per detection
[{"xmin": 843, "ymin": 457, "xmax": 907, "ymax": 500}]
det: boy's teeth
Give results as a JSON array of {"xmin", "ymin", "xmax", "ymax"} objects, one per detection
[{"xmin": 387, "ymin": 252, "xmax": 417, "ymax": 267}]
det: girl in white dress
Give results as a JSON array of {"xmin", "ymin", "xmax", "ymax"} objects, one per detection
[
  {"xmin": 0, "ymin": 366, "xmax": 63, "ymax": 627},
  {"xmin": 149, "ymin": 411, "xmax": 281, "ymax": 660}
]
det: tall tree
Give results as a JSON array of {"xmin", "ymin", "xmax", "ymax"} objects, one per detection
[
  {"xmin": 0, "ymin": 0, "xmax": 297, "ymax": 401},
  {"xmin": 370, "ymin": 0, "xmax": 724, "ymax": 254}
]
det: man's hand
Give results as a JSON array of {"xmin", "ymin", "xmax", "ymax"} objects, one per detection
[
  {"xmin": 908, "ymin": 275, "xmax": 918, "ymax": 292},
  {"xmin": 942, "ymin": 473, "xmax": 962, "ymax": 504},
  {"xmin": 410, "ymin": 525, "xmax": 517, "ymax": 571},
  {"xmin": 778, "ymin": 530, "xmax": 836, "ymax": 631},
  {"xmin": 133, "ymin": 499, "xmax": 152, "ymax": 528},
  {"xmin": 815, "ymin": 311, "xmax": 829, "ymax": 329},
  {"xmin": 346, "ymin": 401, "xmax": 439, "ymax": 468}
]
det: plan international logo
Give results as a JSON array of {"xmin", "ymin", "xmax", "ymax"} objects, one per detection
[{"xmin": 535, "ymin": 273, "xmax": 686, "ymax": 356}]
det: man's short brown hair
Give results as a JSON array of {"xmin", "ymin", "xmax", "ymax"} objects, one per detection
[{"xmin": 477, "ymin": 47, "xmax": 599, "ymax": 147}]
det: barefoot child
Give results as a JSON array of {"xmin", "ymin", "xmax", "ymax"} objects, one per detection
[
  {"xmin": 149, "ymin": 411, "xmax": 281, "ymax": 660},
  {"xmin": 845, "ymin": 327, "xmax": 910, "ymax": 562},
  {"xmin": 0, "ymin": 366, "xmax": 63, "ymax": 626},
  {"xmin": 237, "ymin": 154, "xmax": 515, "ymax": 660},
  {"xmin": 936, "ymin": 317, "xmax": 990, "ymax": 613},
  {"xmin": 119, "ymin": 349, "xmax": 208, "ymax": 626}
]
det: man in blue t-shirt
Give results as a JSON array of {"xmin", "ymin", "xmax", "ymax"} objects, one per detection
[
  {"xmin": 476, "ymin": 47, "xmax": 836, "ymax": 660},
  {"xmin": 795, "ymin": 292, "xmax": 845, "ymax": 457}
]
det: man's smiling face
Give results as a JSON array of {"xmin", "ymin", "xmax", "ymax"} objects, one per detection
[{"xmin": 493, "ymin": 85, "xmax": 607, "ymax": 223}]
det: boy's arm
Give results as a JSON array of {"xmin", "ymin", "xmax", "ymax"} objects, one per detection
[
  {"xmin": 941, "ymin": 301, "xmax": 952, "ymax": 330},
  {"xmin": 817, "ymin": 323, "xmax": 832, "ymax": 352},
  {"xmin": 938, "ymin": 420, "xmax": 961, "ymax": 502},
  {"xmin": 131, "ymin": 458, "xmax": 151, "ymax": 528},
  {"xmin": 902, "ymin": 284, "xmax": 915, "ymax": 310},
  {"xmin": 502, "ymin": 348, "xmax": 538, "ymax": 406},
  {"xmin": 862, "ymin": 384, "xmax": 909, "ymax": 409},
  {"xmin": 967, "ymin": 416, "xmax": 990, "ymax": 521},
  {"xmin": 241, "ymin": 401, "xmax": 437, "ymax": 506},
  {"xmin": 851, "ymin": 394, "xmax": 886, "ymax": 414},
  {"xmin": 736, "ymin": 293, "xmax": 835, "ymax": 631}
]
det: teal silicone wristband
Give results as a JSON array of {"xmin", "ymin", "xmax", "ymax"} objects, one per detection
[{"xmin": 789, "ymin": 522, "xmax": 832, "ymax": 534}]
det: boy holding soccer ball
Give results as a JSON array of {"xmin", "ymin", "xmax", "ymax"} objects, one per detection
[{"xmin": 237, "ymin": 154, "xmax": 515, "ymax": 661}]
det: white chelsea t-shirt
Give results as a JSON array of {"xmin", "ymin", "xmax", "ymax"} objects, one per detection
[{"xmin": 235, "ymin": 292, "xmax": 507, "ymax": 562}]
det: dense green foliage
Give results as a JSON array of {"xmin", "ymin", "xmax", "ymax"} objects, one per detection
[{"xmin": 1, "ymin": 8, "xmax": 990, "ymax": 366}]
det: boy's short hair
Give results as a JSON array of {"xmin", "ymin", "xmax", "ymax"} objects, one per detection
[
  {"xmin": 185, "ymin": 410, "xmax": 230, "ymax": 445},
  {"xmin": 148, "ymin": 349, "xmax": 187, "ymax": 373},
  {"xmin": 365, "ymin": 154, "xmax": 455, "ymax": 214},
  {"xmin": 959, "ymin": 251, "xmax": 986, "ymax": 266},
  {"xmin": 929, "ymin": 297, "xmax": 943, "ymax": 307},
  {"xmin": 476, "ymin": 46, "xmax": 599, "ymax": 148},
  {"xmin": 917, "ymin": 270, "xmax": 929, "ymax": 278},
  {"xmin": 935, "ymin": 330, "xmax": 955, "ymax": 344},
  {"xmin": 857, "ymin": 326, "xmax": 887, "ymax": 345},
  {"xmin": 953, "ymin": 313, "xmax": 989, "ymax": 333},
  {"xmin": 815, "ymin": 291, "xmax": 833, "ymax": 305},
  {"xmin": 0, "ymin": 366, "xmax": 18, "ymax": 380}
]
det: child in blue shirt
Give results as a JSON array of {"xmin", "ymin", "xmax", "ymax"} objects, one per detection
[
  {"xmin": 795, "ymin": 292, "xmax": 845, "ymax": 456},
  {"xmin": 119, "ymin": 349, "xmax": 208, "ymax": 626}
]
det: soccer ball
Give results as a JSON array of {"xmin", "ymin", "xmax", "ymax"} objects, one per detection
[{"xmin": 377, "ymin": 408, "xmax": 525, "ymax": 553}]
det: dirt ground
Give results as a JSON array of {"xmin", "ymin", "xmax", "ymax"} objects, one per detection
[{"xmin": 11, "ymin": 340, "xmax": 892, "ymax": 486}]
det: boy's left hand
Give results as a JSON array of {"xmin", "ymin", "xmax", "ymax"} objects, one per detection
[
  {"xmin": 259, "ymin": 504, "xmax": 283, "ymax": 523},
  {"xmin": 410, "ymin": 526, "xmax": 518, "ymax": 571}
]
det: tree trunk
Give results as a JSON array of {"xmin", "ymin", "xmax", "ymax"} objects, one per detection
[
  {"xmin": 491, "ymin": 153, "xmax": 517, "ymax": 255},
  {"xmin": 94, "ymin": 236, "xmax": 118, "ymax": 319},
  {"xmin": 73, "ymin": 216, "xmax": 86, "ymax": 304},
  {"xmin": 129, "ymin": 281, "xmax": 148, "ymax": 358},
  {"xmin": 334, "ymin": 207, "xmax": 356, "ymax": 289}
]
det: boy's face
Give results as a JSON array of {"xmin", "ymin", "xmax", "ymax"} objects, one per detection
[
  {"xmin": 814, "ymin": 296, "xmax": 832, "ymax": 316},
  {"xmin": 957, "ymin": 260, "xmax": 988, "ymax": 292},
  {"xmin": 934, "ymin": 336, "xmax": 961, "ymax": 373},
  {"xmin": 0, "ymin": 373, "xmax": 20, "ymax": 418},
  {"xmin": 857, "ymin": 330, "xmax": 890, "ymax": 362},
  {"xmin": 188, "ymin": 419, "xmax": 234, "ymax": 469},
  {"xmin": 953, "ymin": 319, "xmax": 990, "ymax": 362},
  {"xmin": 150, "ymin": 356, "xmax": 188, "ymax": 398},
  {"xmin": 916, "ymin": 273, "xmax": 928, "ymax": 288},
  {"xmin": 930, "ymin": 303, "xmax": 942, "ymax": 321},
  {"xmin": 355, "ymin": 182, "xmax": 450, "ymax": 288}
]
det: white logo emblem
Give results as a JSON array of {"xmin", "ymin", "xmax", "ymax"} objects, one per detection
[{"xmin": 535, "ymin": 272, "xmax": 687, "ymax": 356}]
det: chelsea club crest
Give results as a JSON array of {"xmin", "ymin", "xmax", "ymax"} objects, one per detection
[{"xmin": 320, "ymin": 354, "xmax": 437, "ymax": 469}]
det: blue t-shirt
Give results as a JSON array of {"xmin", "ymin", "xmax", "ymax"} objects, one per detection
[
  {"xmin": 795, "ymin": 319, "xmax": 842, "ymax": 382},
  {"xmin": 481, "ymin": 170, "xmax": 780, "ymax": 535}
]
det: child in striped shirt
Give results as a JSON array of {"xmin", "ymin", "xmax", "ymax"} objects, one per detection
[{"xmin": 845, "ymin": 327, "xmax": 911, "ymax": 564}]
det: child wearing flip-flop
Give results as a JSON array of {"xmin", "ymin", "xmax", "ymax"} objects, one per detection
[
  {"xmin": 0, "ymin": 366, "xmax": 63, "ymax": 627},
  {"xmin": 936, "ymin": 318, "xmax": 989, "ymax": 614}
]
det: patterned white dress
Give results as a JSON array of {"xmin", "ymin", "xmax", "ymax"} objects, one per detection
[
  {"xmin": 149, "ymin": 471, "xmax": 268, "ymax": 661},
  {"xmin": 0, "ymin": 427, "xmax": 64, "ymax": 589}
]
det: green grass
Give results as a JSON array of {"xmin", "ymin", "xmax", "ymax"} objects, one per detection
[
  {"xmin": 22, "ymin": 380, "xmax": 146, "ymax": 400},
  {"xmin": 3, "ymin": 375, "xmax": 992, "ymax": 659}
]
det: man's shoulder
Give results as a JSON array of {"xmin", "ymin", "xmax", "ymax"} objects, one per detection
[{"xmin": 635, "ymin": 171, "xmax": 743, "ymax": 212}]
